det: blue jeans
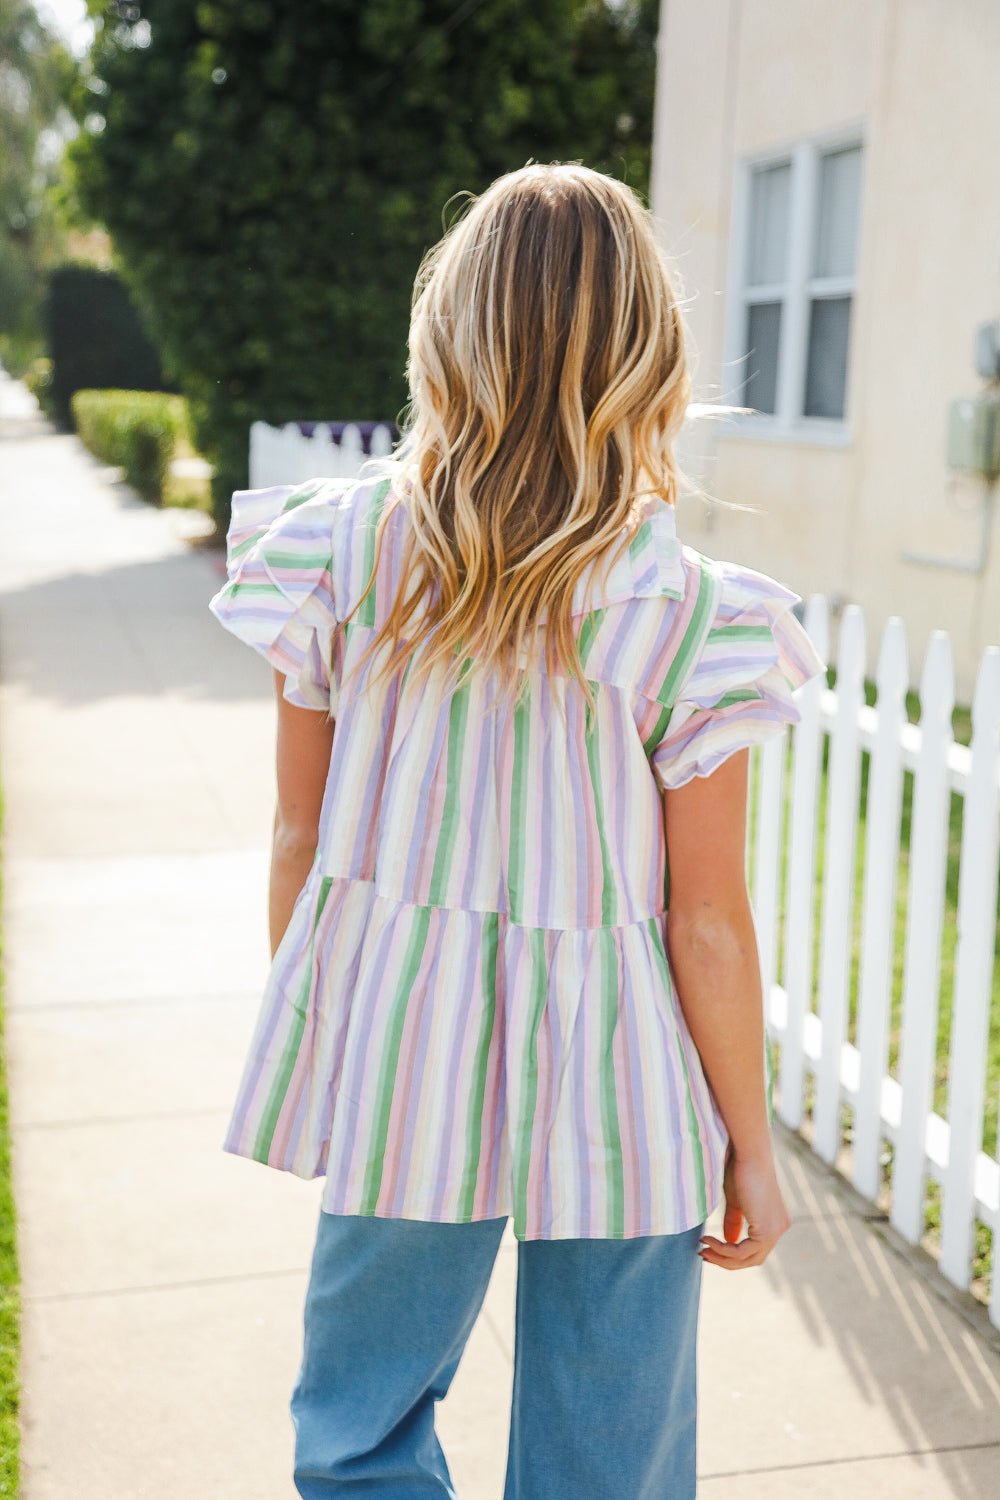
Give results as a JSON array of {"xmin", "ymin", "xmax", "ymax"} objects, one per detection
[{"xmin": 290, "ymin": 1207, "xmax": 705, "ymax": 1498}]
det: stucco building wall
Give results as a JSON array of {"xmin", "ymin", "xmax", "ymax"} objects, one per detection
[{"xmin": 651, "ymin": 0, "xmax": 1000, "ymax": 699}]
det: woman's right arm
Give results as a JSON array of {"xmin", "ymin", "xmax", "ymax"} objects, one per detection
[{"xmin": 663, "ymin": 748, "xmax": 792, "ymax": 1269}]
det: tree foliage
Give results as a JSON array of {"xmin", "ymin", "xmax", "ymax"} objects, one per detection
[
  {"xmin": 45, "ymin": 261, "xmax": 175, "ymax": 427},
  {"xmin": 67, "ymin": 0, "xmax": 660, "ymax": 529},
  {"xmin": 0, "ymin": 0, "xmax": 79, "ymax": 372}
]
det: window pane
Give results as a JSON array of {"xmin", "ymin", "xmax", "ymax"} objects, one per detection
[
  {"xmin": 746, "ymin": 162, "xmax": 791, "ymax": 286},
  {"xmin": 814, "ymin": 145, "xmax": 862, "ymax": 278},
  {"xmin": 742, "ymin": 301, "xmax": 782, "ymax": 414},
  {"xmin": 804, "ymin": 296, "xmax": 852, "ymax": 419}
]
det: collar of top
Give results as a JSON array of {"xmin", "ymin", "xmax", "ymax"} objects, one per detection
[{"xmin": 543, "ymin": 502, "xmax": 686, "ymax": 621}]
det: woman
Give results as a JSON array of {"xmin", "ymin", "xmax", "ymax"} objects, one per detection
[{"xmin": 208, "ymin": 161, "xmax": 825, "ymax": 1498}]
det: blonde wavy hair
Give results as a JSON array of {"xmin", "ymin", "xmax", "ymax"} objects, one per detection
[{"xmin": 339, "ymin": 160, "xmax": 693, "ymax": 722}]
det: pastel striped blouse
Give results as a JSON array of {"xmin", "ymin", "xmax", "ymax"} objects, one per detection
[{"xmin": 208, "ymin": 470, "xmax": 825, "ymax": 1240}]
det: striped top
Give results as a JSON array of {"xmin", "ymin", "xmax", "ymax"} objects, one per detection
[{"xmin": 208, "ymin": 470, "xmax": 825, "ymax": 1240}]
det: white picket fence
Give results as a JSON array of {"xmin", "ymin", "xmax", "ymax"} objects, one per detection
[
  {"xmin": 752, "ymin": 597, "xmax": 1000, "ymax": 1326},
  {"xmin": 249, "ymin": 420, "xmax": 396, "ymax": 488}
]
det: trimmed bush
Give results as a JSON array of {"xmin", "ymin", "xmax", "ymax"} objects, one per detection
[{"xmin": 71, "ymin": 390, "xmax": 189, "ymax": 503}]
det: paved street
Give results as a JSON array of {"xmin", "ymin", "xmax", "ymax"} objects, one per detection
[{"xmin": 2, "ymin": 373, "xmax": 998, "ymax": 1497}]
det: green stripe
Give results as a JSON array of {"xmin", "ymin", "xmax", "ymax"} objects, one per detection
[
  {"xmin": 577, "ymin": 607, "xmax": 606, "ymax": 737},
  {"xmin": 653, "ymin": 557, "xmax": 718, "ymax": 706},
  {"xmin": 598, "ymin": 929, "xmax": 625, "ymax": 1236},
  {"xmin": 228, "ymin": 479, "xmax": 342, "ymax": 570},
  {"xmin": 281, "ymin": 480, "xmax": 328, "ymax": 512},
  {"xmin": 512, "ymin": 929, "xmax": 549, "ymax": 1239},
  {"xmin": 642, "ymin": 562, "xmax": 723, "ymax": 918},
  {"xmin": 706, "ymin": 624, "xmax": 773, "ymax": 643},
  {"xmin": 646, "ymin": 916, "xmax": 708, "ymax": 1219},
  {"xmin": 427, "ymin": 661, "xmax": 473, "ymax": 905},
  {"xmin": 229, "ymin": 580, "xmax": 284, "ymax": 597},
  {"xmin": 456, "ymin": 912, "xmax": 500, "ymax": 1219},
  {"xmin": 583, "ymin": 688, "xmax": 617, "ymax": 927},
  {"xmin": 252, "ymin": 876, "xmax": 334, "ymax": 1162},
  {"xmin": 359, "ymin": 906, "xmax": 433, "ymax": 1213},
  {"xmin": 576, "ymin": 606, "xmax": 606, "ymax": 666},
  {"xmin": 229, "ymin": 533, "xmax": 260, "ymax": 564},
  {"xmin": 637, "ymin": 558, "xmax": 725, "ymax": 764},
  {"xmin": 398, "ymin": 648, "xmax": 417, "ymax": 697},
  {"xmin": 640, "ymin": 701, "xmax": 672, "ymax": 756},
  {"xmin": 670, "ymin": 995, "xmax": 708, "ymax": 1221},
  {"xmin": 715, "ymin": 687, "xmax": 764, "ymax": 708},
  {"xmin": 507, "ymin": 683, "xmax": 531, "ymax": 924},
  {"xmin": 257, "ymin": 546, "xmax": 332, "ymax": 570},
  {"xmin": 627, "ymin": 522, "xmax": 651, "ymax": 570},
  {"xmin": 356, "ymin": 478, "xmax": 392, "ymax": 627}
]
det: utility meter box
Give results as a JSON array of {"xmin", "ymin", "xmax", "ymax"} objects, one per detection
[
  {"xmin": 947, "ymin": 393, "xmax": 1000, "ymax": 477},
  {"xmin": 974, "ymin": 318, "xmax": 1000, "ymax": 380}
]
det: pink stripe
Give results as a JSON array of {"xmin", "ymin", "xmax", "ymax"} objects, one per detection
[
  {"xmin": 456, "ymin": 682, "xmax": 494, "ymax": 908},
  {"xmin": 612, "ymin": 947, "xmax": 642, "ymax": 1236},
  {"xmin": 476, "ymin": 925, "xmax": 508, "ymax": 1218},
  {"xmin": 412, "ymin": 711, "xmax": 455, "ymax": 897},
  {"xmin": 582, "ymin": 936, "xmax": 605, "ymax": 1230},
  {"xmin": 493, "ymin": 696, "xmax": 516, "ymax": 917},
  {"xmin": 325, "ymin": 902, "xmax": 414, "ymax": 1207},
  {"xmin": 266, "ymin": 894, "xmax": 349, "ymax": 1165},
  {"xmin": 377, "ymin": 909, "xmax": 446, "ymax": 1211},
  {"xmin": 644, "ymin": 560, "xmax": 700, "ymax": 690},
  {"xmin": 523, "ymin": 690, "xmax": 545, "ymax": 925},
  {"xmin": 231, "ymin": 904, "xmax": 319, "ymax": 1160},
  {"xmin": 570, "ymin": 691, "xmax": 603, "ymax": 928},
  {"xmin": 428, "ymin": 917, "xmax": 482, "ymax": 1215},
  {"xmin": 524, "ymin": 932, "xmax": 556, "ymax": 1235}
]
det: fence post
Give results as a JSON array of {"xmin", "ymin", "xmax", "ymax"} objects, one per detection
[
  {"xmin": 777, "ymin": 594, "xmax": 829, "ymax": 1132},
  {"xmin": 939, "ymin": 648, "xmax": 1000, "ymax": 1289},
  {"xmin": 339, "ymin": 424, "xmax": 364, "ymax": 476},
  {"xmin": 891, "ymin": 632, "xmax": 954, "ymax": 1245},
  {"xmin": 753, "ymin": 731, "xmax": 788, "ymax": 1016},
  {"xmin": 852, "ymin": 617, "xmax": 908, "ymax": 1201},
  {"xmin": 814, "ymin": 605, "xmax": 865, "ymax": 1163},
  {"xmin": 309, "ymin": 425, "xmax": 342, "ymax": 477},
  {"xmin": 371, "ymin": 423, "xmax": 394, "ymax": 458}
]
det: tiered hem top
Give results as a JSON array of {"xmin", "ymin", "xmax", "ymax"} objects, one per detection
[{"xmin": 208, "ymin": 470, "xmax": 825, "ymax": 1239}]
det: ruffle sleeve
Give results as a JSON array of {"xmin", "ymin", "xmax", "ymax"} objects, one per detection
[
  {"xmin": 207, "ymin": 478, "xmax": 344, "ymax": 713},
  {"xmin": 650, "ymin": 560, "xmax": 827, "ymax": 792}
]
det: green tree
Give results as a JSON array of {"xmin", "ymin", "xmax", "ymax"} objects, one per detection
[
  {"xmin": 67, "ymin": 0, "xmax": 659, "ymax": 530},
  {"xmin": 0, "ymin": 0, "xmax": 79, "ymax": 373}
]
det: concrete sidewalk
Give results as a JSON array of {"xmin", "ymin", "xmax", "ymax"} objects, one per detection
[{"xmin": 1, "ymin": 378, "xmax": 998, "ymax": 1498}]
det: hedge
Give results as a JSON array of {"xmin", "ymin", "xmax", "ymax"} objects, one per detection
[{"xmin": 71, "ymin": 390, "xmax": 189, "ymax": 503}]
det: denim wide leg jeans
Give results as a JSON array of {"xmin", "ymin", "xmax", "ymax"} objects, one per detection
[{"xmin": 290, "ymin": 1206, "xmax": 706, "ymax": 1498}]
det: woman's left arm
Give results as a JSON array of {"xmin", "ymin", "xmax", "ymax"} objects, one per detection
[{"xmin": 269, "ymin": 667, "xmax": 335, "ymax": 958}]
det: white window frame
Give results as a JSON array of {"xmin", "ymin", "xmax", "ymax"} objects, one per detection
[{"xmin": 722, "ymin": 123, "xmax": 864, "ymax": 447}]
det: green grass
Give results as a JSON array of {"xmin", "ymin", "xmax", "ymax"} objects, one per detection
[
  {"xmin": 161, "ymin": 432, "xmax": 214, "ymax": 514},
  {"xmin": 750, "ymin": 673, "xmax": 999, "ymax": 1303},
  {"xmin": 0, "ymin": 786, "xmax": 20, "ymax": 1494}
]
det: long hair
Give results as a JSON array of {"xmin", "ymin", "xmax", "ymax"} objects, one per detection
[{"xmin": 338, "ymin": 161, "xmax": 693, "ymax": 722}]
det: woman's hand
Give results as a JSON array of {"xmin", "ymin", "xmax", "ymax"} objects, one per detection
[{"xmin": 697, "ymin": 1140, "xmax": 792, "ymax": 1270}]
